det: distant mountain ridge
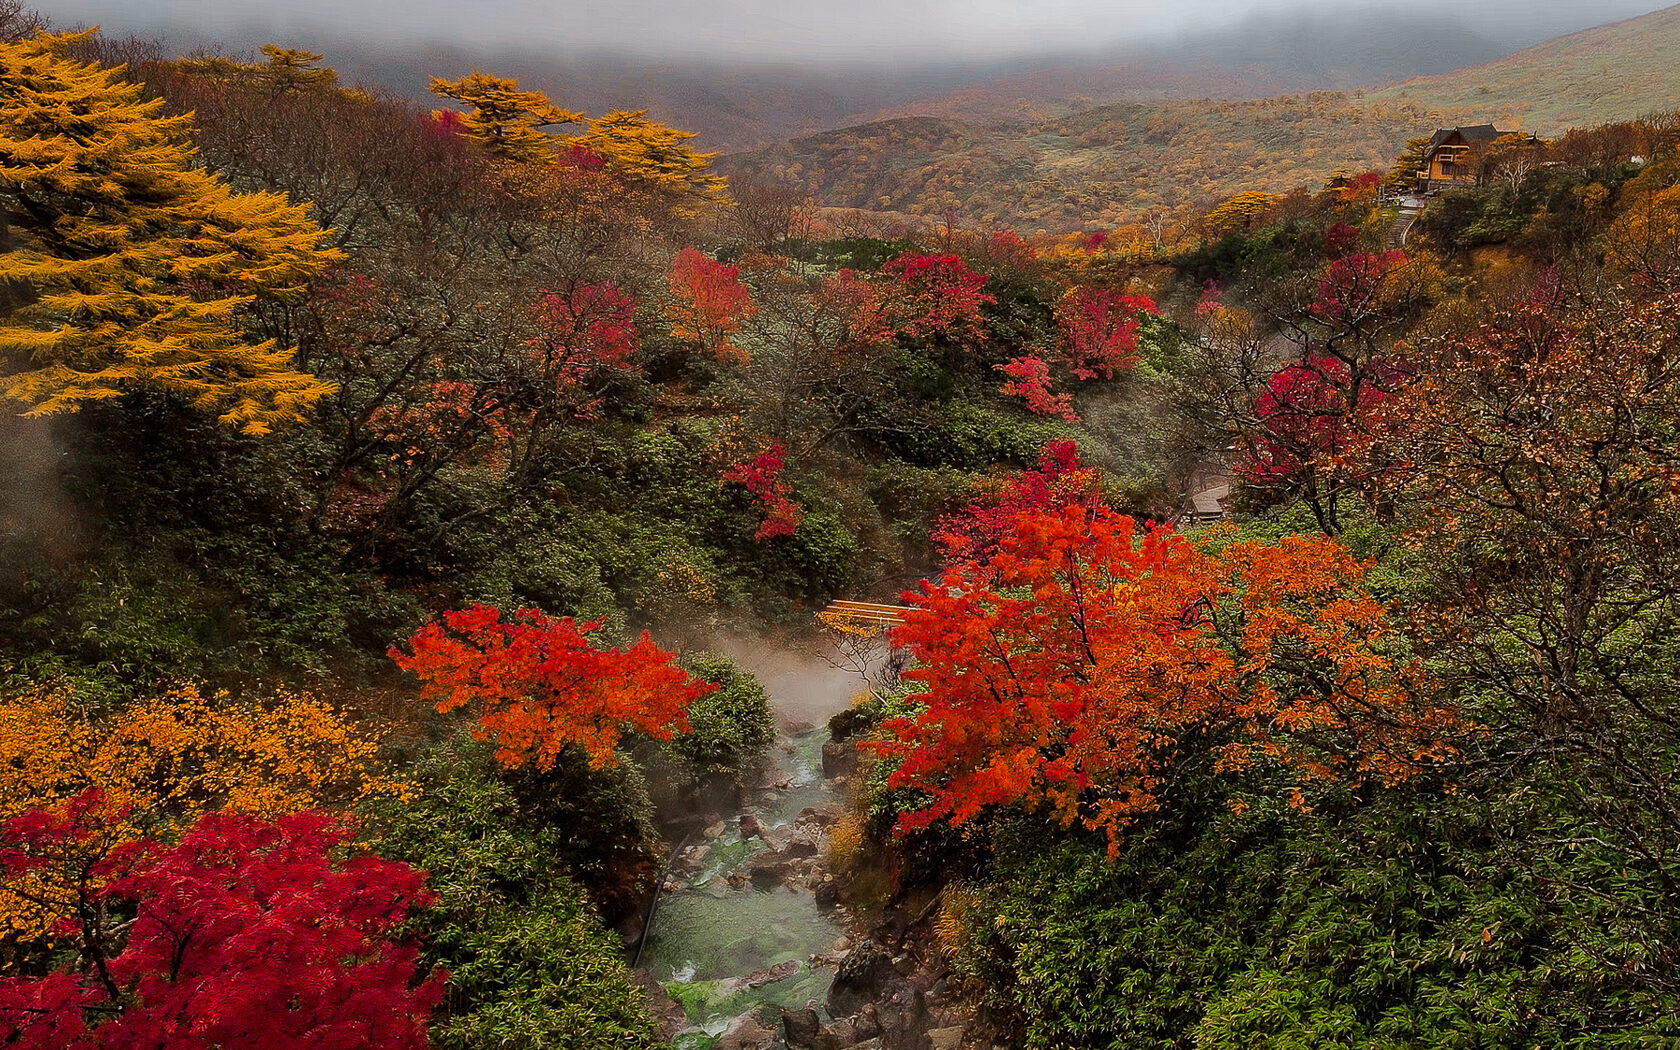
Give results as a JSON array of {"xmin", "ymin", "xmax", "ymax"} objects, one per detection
[
  {"xmin": 722, "ymin": 5, "xmax": 1680, "ymax": 232},
  {"xmin": 719, "ymin": 94, "xmax": 1448, "ymax": 232},
  {"xmin": 835, "ymin": 10, "xmax": 1508, "ymax": 129},
  {"xmin": 95, "ymin": 4, "xmax": 1542, "ymax": 153}
]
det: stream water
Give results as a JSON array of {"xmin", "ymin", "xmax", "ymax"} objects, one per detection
[{"xmin": 640, "ymin": 728, "xmax": 847, "ymax": 1047}]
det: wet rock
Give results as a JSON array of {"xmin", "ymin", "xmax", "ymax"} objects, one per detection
[
  {"xmin": 927, "ymin": 1026, "xmax": 965, "ymax": 1050},
  {"xmin": 874, "ymin": 984, "xmax": 925, "ymax": 1049},
  {"xmin": 781, "ymin": 719, "xmax": 817, "ymax": 735},
  {"xmin": 872, "ymin": 906, "xmax": 910, "ymax": 945},
  {"xmin": 725, "ymin": 871, "xmax": 750, "ymax": 888},
  {"xmin": 739, "ymin": 813, "xmax": 763, "ymax": 839},
  {"xmin": 704, "ymin": 820, "xmax": 726, "ymax": 838},
  {"xmin": 782, "ymin": 1006, "xmax": 823, "ymax": 1049},
  {"xmin": 715, "ymin": 1013, "xmax": 778, "ymax": 1050},
  {"xmin": 746, "ymin": 850, "xmax": 793, "ymax": 887},
  {"xmin": 798, "ymin": 805, "xmax": 841, "ymax": 827},
  {"xmin": 743, "ymin": 959, "xmax": 800, "ymax": 988},
  {"xmin": 673, "ymin": 844, "xmax": 707, "ymax": 873},
  {"xmin": 814, "ymin": 879, "xmax": 840, "ymax": 910},
  {"xmin": 822, "ymin": 739, "xmax": 858, "ymax": 777},
  {"xmin": 821, "ymin": 1017, "xmax": 861, "ymax": 1048},
  {"xmin": 827, "ymin": 940, "xmax": 899, "ymax": 1018},
  {"xmin": 852, "ymin": 1005, "xmax": 883, "ymax": 1040},
  {"xmin": 784, "ymin": 828, "xmax": 822, "ymax": 858},
  {"xmin": 628, "ymin": 969, "xmax": 688, "ymax": 1040}
]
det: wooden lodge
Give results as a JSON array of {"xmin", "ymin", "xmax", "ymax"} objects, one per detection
[{"xmin": 1418, "ymin": 125, "xmax": 1509, "ymax": 192}]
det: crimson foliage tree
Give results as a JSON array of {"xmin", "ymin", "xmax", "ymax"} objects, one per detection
[{"xmin": 0, "ymin": 798, "xmax": 442, "ymax": 1049}]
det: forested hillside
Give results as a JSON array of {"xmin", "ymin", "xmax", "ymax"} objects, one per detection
[
  {"xmin": 726, "ymin": 4, "xmax": 1680, "ymax": 232},
  {"xmin": 7, "ymin": 3, "xmax": 1680, "ymax": 1048},
  {"xmin": 722, "ymin": 94, "xmax": 1445, "ymax": 231}
]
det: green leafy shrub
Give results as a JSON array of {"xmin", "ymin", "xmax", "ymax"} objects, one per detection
[
  {"xmin": 666, "ymin": 652, "xmax": 776, "ymax": 778},
  {"xmin": 951, "ymin": 785, "xmax": 1680, "ymax": 1050},
  {"xmin": 373, "ymin": 740, "xmax": 664, "ymax": 1050}
]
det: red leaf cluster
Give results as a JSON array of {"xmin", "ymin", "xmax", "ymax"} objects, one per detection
[
  {"xmin": 1055, "ymin": 288, "xmax": 1158, "ymax": 381},
  {"xmin": 933, "ymin": 439, "xmax": 1100, "ymax": 565},
  {"xmin": 667, "ymin": 247, "xmax": 758, "ymax": 362},
  {"xmin": 0, "ymin": 802, "xmax": 441, "ymax": 1050},
  {"xmin": 876, "ymin": 505, "xmax": 1450, "ymax": 853},
  {"xmin": 853, "ymin": 251, "xmax": 995, "ymax": 347},
  {"xmin": 995, "ymin": 354, "xmax": 1078, "ymax": 422},
  {"xmin": 723, "ymin": 442, "xmax": 804, "ymax": 541},
  {"xmin": 1313, "ymin": 250, "xmax": 1407, "ymax": 322},
  {"xmin": 1241, "ymin": 355, "xmax": 1392, "ymax": 483},
  {"xmin": 391, "ymin": 604, "xmax": 714, "ymax": 770},
  {"xmin": 529, "ymin": 281, "xmax": 639, "ymax": 416}
]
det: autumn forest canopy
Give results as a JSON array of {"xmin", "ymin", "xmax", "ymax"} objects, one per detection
[{"xmin": 7, "ymin": 3, "xmax": 1680, "ymax": 1047}]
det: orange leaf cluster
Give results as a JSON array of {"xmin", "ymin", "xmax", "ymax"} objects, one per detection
[
  {"xmin": 666, "ymin": 247, "xmax": 758, "ymax": 363},
  {"xmin": 391, "ymin": 604, "xmax": 715, "ymax": 770},
  {"xmin": 875, "ymin": 505, "xmax": 1452, "ymax": 853}
]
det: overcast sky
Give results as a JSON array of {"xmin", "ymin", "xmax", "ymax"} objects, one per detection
[{"xmin": 44, "ymin": 0, "xmax": 1671, "ymax": 63}]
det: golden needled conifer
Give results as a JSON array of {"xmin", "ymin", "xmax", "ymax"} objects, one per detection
[
  {"xmin": 0, "ymin": 30, "xmax": 339, "ymax": 433},
  {"xmin": 428, "ymin": 70, "xmax": 582, "ymax": 162}
]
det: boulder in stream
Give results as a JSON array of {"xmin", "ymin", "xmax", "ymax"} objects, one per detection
[
  {"xmin": 742, "ymin": 959, "xmax": 801, "ymax": 988},
  {"xmin": 715, "ymin": 1013, "xmax": 779, "ymax": 1050},
  {"xmin": 628, "ymin": 969, "xmax": 688, "ymax": 1040},
  {"xmin": 827, "ymin": 940, "xmax": 901, "ymax": 1018},
  {"xmin": 822, "ymin": 739, "xmax": 858, "ymax": 777},
  {"xmin": 781, "ymin": 1006, "xmax": 822, "ymax": 1049}
]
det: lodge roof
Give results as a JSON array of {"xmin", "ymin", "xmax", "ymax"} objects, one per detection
[{"xmin": 1427, "ymin": 125, "xmax": 1505, "ymax": 152}]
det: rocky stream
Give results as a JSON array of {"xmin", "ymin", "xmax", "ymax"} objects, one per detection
[{"xmin": 630, "ymin": 668, "xmax": 984, "ymax": 1050}]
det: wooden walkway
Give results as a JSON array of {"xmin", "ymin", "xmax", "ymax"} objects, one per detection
[{"xmin": 817, "ymin": 599, "xmax": 911, "ymax": 631}]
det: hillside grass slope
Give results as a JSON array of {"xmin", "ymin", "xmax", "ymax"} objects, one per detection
[{"xmin": 1368, "ymin": 4, "xmax": 1680, "ymax": 134}]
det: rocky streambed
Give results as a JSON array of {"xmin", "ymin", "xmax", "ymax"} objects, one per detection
[{"xmin": 635, "ymin": 725, "xmax": 985, "ymax": 1050}]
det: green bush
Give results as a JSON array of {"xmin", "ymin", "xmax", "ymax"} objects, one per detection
[
  {"xmin": 952, "ymin": 785, "xmax": 1680, "ymax": 1050},
  {"xmin": 665, "ymin": 652, "xmax": 776, "ymax": 778},
  {"xmin": 372, "ymin": 740, "xmax": 665, "ymax": 1050}
]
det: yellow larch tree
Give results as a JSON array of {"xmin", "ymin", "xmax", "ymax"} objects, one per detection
[
  {"xmin": 428, "ymin": 70, "xmax": 582, "ymax": 162},
  {"xmin": 176, "ymin": 44, "xmax": 342, "ymax": 92},
  {"xmin": 0, "ymin": 31, "xmax": 339, "ymax": 433},
  {"xmin": 1204, "ymin": 190, "xmax": 1282, "ymax": 237},
  {"xmin": 568, "ymin": 108, "xmax": 728, "ymax": 208}
]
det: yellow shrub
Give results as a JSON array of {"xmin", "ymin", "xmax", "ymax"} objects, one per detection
[{"xmin": 0, "ymin": 683, "xmax": 402, "ymax": 962}]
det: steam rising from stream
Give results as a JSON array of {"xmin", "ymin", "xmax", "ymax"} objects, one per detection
[{"xmin": 702, "ymin": 632, "xmax": 886, "ymax": 726}]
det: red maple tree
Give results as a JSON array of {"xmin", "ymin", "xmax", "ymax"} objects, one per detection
[
  {"xmin": 868, "ymin": 251, "xmax": 995, "ymax": 347},
  {"xmin": 995, "ymin": 354, "xmax": 1078, "ymax": 422},
  {"xmin": 1055, "ymin": 288, "xmax": 1158, "ymax": 380},
  {"xmin": 876, "ymin": 504, "xmax": 1451, "ymax": 853},
  {"xmin": 723, "ymin": 441, "xmax": 804, "ymax": 541},
  {"xmin": 667, "ymin": 247, "xmax": 758, "ymax": 362},
  {"xmin": 391, "ymin": 604, "xmax": 715, "ymax": 769},
  {"xmin": 0, "ymin": 799, "xmax": 442, "ymax": 1049}
]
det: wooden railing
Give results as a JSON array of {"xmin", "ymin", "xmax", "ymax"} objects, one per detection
[{"xmin": 817, "ymin": 599, "xmax": 911, "ymax": 632}]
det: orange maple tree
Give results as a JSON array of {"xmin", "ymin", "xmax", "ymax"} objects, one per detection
[
  {"xmin": 391, "ymin": 605, "xmax": 716, "ymax": 770},
  {"xmin": 875, "ymin": 505, "xmax": 1453, "ymax": 852},
  {"xmin": 666, "ymin": 247, "xmax": 758, "ymax": 362}
]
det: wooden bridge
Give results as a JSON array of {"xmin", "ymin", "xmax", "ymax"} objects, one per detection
[{"xmin": 817, "ymin": 599, "xmax": 911, "ymax": 632}]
